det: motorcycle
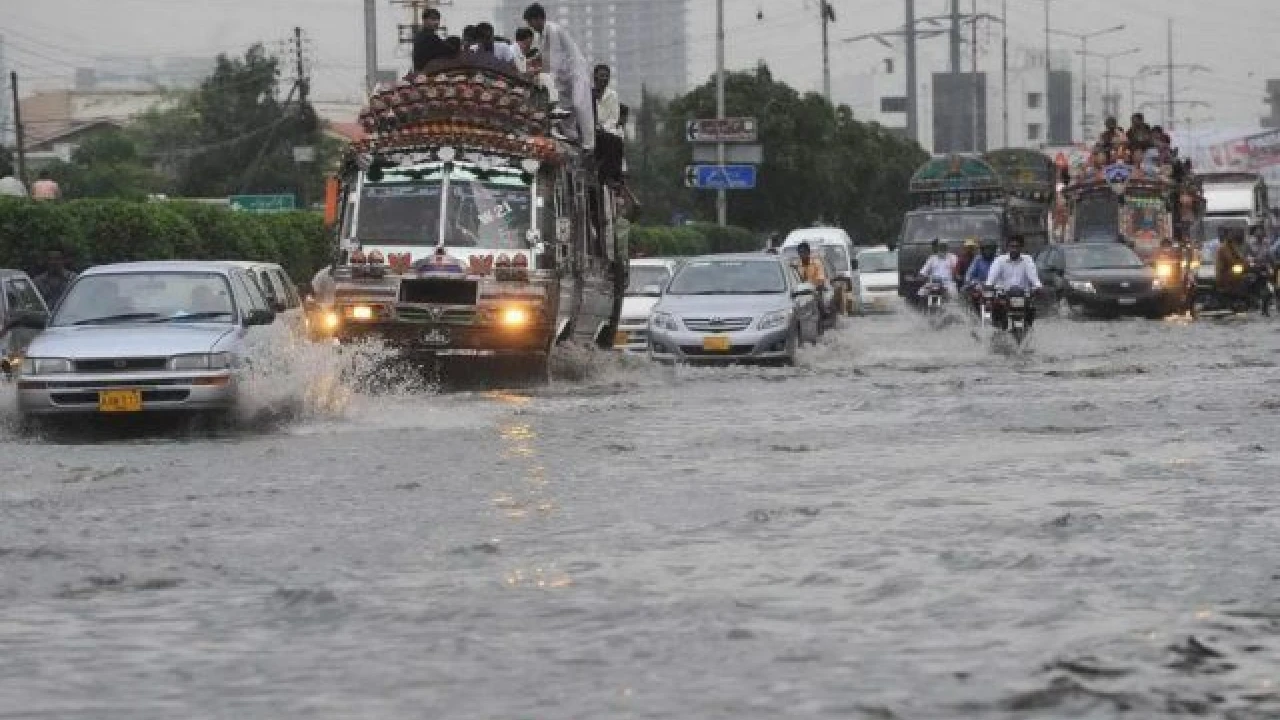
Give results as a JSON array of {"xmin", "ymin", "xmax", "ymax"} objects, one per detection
[
  {"xmin": 992, "ymin": 286, "xmax": 1033, "ymax": 345},
  {"xmin": 1193, "ymin": 260, "xmax": 1275, "ymax": 317},
  {"xmin": 966, "ymin": 283, "xmax": 995, "ymax": 328}
]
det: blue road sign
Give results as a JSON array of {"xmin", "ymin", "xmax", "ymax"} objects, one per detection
[{"xmin": 684, "ymin": 164, "xmax": 758, "ymax": 190}]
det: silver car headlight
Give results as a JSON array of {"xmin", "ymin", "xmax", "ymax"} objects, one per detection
[
  {"xmin": 168, "ymin": 352, "xmax": 233, "ymax": 371},
  {"xmin": 1151, "ymin": 278, "xmax": 1164, "ymax": 290},
  {"xmin": 21, "ymin": 358, "xmax": 72, "ymax": 375},
  {"xmin": 757, "ymin": 309, "xmax": 791, "ymax": 331},
  {"xmin": 650, "ymin": 312, "xmax": 680, "ymax": 332},
  {"xmin": 1069, "ymin": 280, "xmax": 1096, "ymax": 294}
]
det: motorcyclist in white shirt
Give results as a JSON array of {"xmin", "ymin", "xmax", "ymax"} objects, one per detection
[
  {"xmin": 984, "ymin": 235, "xmax": 1043, "ymax": 329},
  {"xmin": 917, "ymin": 238, "xmax": 958, "ymax": 300}
]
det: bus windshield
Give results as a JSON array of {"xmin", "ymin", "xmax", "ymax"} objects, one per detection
[
  {"xmin": 355, "ymin": 163, "xmax": 534, "ymax": 249},
  {"xmin": 901, "ymin": 211, "xmax": 1001, "ymax": 244},
  {"xmin": 1072, "ymin": 196, "xmax": 1120, "ymax": 243}
]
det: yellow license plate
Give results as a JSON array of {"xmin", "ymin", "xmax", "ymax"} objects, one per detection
[
  {"xmin": 702, "ymin": 335, "xmax": 732, "ymax": 352},
  {"xmin": 613, "ymin": 331, "xmax": 629, "ymax": 347},
  {"xmin": 98, "ymin": 389, "xmax": 142, "ymax": 413}
]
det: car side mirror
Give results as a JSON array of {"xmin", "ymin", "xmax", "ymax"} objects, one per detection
[
  {"xmin": 244, "ymin": 309, "xmax": 276, "ymax": 327},
  {"xmin": 793, "ymin": 283, "xmax": 816, "ymax": 298},
  {"xmin": 272, "ymin": 300, "xmax": 288, "ymax": 314},
  {"xmin": 850, "ymin": 259, "xmax": 860, "ymax": 271}
]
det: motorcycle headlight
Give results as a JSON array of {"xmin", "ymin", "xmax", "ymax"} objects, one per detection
[
  {"xmin": 168, "ymin": 352, "xmax": 233, "ymax": 371},
  {"xmin": 1155, "ymin": 263, "xmax": 1175, "ymax": 280},
  {"xmin": 757, "ymin": 309, "xmax": 791, "ymax": 331},
  {"xmin": 20, "ymin": 358, "xmax": 72, "ymax": 375},
  {"xmin": 650, "ymin": 312, "xmax": 680, "ymax": 332},
  {"xmin": 1232, "ymin": 264, "xmax": 1245, "ymax": 275},
  {"xmin": 1069, "ymin": 280, "xmax": 1096, "ymax": 294}
]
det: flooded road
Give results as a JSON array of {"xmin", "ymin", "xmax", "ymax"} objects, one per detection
[{"xmin": 2, "ymin": 313, "xmax": 1279, "ymax": 719}]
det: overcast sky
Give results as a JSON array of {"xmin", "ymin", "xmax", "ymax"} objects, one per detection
[{"xmin": 4, "ymin": 0, "xmax": 1277, "ymax": 134}]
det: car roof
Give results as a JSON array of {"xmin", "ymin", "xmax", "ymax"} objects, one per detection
[
  {"xmin": 0, "ymin": 268, "xmax": 32, "ymax": 280},
  {"xmin": 857, "ymin": 245, "xmax": 894, "ymax": 254},
  {"xmin": 782, "ymin": 227, "xmax": 853, "ymax": 247},
  {"xmin": 631, "ymin": 257, "xmax": 682, "ymax": 269},
  {"xmin": 684, "ymin": 253, "xmax": 781, "ymax": 263},
  {"xmin": 80, "ymin": 261, "xmax": 243, "ymax": 276},
  {"xmin": 222, "ymin": 260, "xmax": 287, "ymax": 272}
]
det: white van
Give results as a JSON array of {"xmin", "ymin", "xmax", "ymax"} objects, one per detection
[{"xmin": 781, "ymin": 227, "xmax": 856, "ymax": 314}]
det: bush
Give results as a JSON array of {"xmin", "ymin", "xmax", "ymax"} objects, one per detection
[
  {"xmin": 630, "ymin": 223, "xmax": 759, "ymax": 257},
  {"xmin": 0, "ymin": 197, "xmax": 89, "ymax": 272},
  {"xmin": 0, "ymin": 198, "xmax": 330, "ymax": 282},
  {"xmin": 63, "ymin": 199, "xmax": 201, "ymax": 264}
]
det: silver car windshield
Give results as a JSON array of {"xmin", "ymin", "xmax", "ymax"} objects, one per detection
[
  {"xmin": 667, "ymin": 261, "xmax": 786, "ymax": 295},
  {"xmin": 627, "ymin": 266, "xmax": 672, "ymax": 296},
  {"xmin": 53, "ymin": 272, "xmax": 236, "ymax": 327}
]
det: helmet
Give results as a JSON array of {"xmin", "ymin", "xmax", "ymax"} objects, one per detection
[{"xmin": 963, "ymin": 238, "xmax": 979, "ymax": 249}]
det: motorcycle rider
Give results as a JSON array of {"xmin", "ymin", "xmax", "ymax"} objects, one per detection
[
  {"xmin": 985, "ymin": 235, "xmax": 1043, "ymax": 330},
  {"xmin": 955, "ymin": 238, "xmax": 979, "ymax": 284},
  {"xmin": 917, "ymin": 238, "xmax": 958, "ymax": 301},
  {"xmin": 1215, "ymin": 227, "xmax": 1251, "ymax": 301},
  {"xmin": 963, "ymin": 240, "xmax": 999, "ymax": 313},
  {"xmin": 793, "ymin": 241, "xmax": 830, "ymax": 322}
]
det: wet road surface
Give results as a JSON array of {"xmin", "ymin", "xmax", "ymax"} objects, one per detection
[{"xmin": 2, "ymin": 313, "xmax": 1279, "ymax": 719}]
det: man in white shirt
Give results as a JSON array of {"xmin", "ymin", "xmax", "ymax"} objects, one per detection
[
  {"xmin": 985, "ymin": 235, "xmax": 1043, "ymax": 329},
  {"xmin": 523, "ymin": 2, "xmax": 595, "ymax": 151},
  {"xmin": 593, "ymin": 64, "xmax": 624, "ymax": 184},
  {"xmin": 917, "ymin": 239, "xmax": 958, "ymax": 300}
]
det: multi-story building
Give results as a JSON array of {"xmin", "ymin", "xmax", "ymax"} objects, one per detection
[{"xmin": 497, "ymin": 0, "xmax": 688, "ymax": 106}]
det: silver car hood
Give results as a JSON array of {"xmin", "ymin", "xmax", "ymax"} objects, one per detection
[
  {"xmin": 28, "ymin": 324, "xmax": 235, "ymax": 359},
  {"xmin": 655, "ymin": 293, "xmax": 790, "ymax": 316}
]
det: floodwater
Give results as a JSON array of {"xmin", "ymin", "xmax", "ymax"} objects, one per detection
[{"xmin": 2, "ymin": 311, "xmax": 1279, "ymax": 719}]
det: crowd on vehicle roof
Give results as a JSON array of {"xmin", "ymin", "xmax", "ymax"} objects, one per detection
[
  {"xmin": 406, "ymin": 3, "xmax": 626, "ymax": 187},
  {"xmin": 1069, "ymin": 112, "xmax": 1194, "ymax": 186}
]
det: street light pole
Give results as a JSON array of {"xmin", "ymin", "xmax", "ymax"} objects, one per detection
[
  {"xmin": 716, "ymin": 0, "xmax": 726, "ymax": 227},
  {"xmin": 1051, "ymin": 23, "xmax": 1124, "ymax": 145}
]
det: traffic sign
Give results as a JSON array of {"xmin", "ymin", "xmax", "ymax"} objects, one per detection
[
  {"xmin": 684, "ymin": 164, "xmax": 758, "ymax": 190},
  {"xmin": 692, "ymin": 143, "xmax": 764, "ymax": 164},
  {"xmin": 229, "ymin": 194, "xmax": 297, "ymax": 212},
  {"xmin": 686, "ymin": 117, "xmax": 758, "ymax": 143}
]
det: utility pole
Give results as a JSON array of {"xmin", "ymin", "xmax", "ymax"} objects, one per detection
[
  {"xmin": 364, "ymin": 0, "xmax": 379, "ymax": 93},
  {"xmin": 820, "ymin": 1, "xmax": 835, "ymax": 103},
  {"xmin": 905, "ymin": 0, "xmax": 918, "ymax": 144},
  {"xmin": 970, "ymin": 0, "xmax": 979, "ymax": 151},
  {"xmin": 293, "ymin": 27, "xmax": 311, "ymax": 207},
  {"xmin": 1050, "ymin": 24, "xmax": 1124, "ymax": 145},
  {"xmin": 1001, "ymin": 0, "xmax": 1008, "ymax": 147},
  {"xmin": 1166, "ymin": 18, "xmax": 1174, "ymax": 130},
  {"xmin": 716, "ymin": 0, "xmax": 726, "ymax": 227},
  {"xmin": 9, "ymin": 71, "xmax": 25, "ymax": 184},
  {"xmin": 0, "ymin": 35, "xmax": 10, "ymax": 149},
  {"xmin": 949, "ymin": 0, "xmax": 961, "ymax": 75}
]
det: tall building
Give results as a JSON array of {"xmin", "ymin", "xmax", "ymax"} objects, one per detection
[{"xmin": 497, "ymin": 0, "xmax": 688, "ymax": 106}]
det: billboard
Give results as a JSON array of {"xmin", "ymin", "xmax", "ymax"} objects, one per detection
[{"xmin": 931, "ymin": 72, "xmax": 987, "ymax": 154}]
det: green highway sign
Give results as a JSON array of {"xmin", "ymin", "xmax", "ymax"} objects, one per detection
[{"xmin": 229, "ymin": 194, "xmax": 297, "ymax": 212}]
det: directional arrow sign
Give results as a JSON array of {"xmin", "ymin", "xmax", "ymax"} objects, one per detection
[
  {"xmin": 684, "ymin": 164, "xmax": 758, "ymax": 190},
  {"xmin": 686, "ymin": 117, "xmax": 758, "ymax": 143}
]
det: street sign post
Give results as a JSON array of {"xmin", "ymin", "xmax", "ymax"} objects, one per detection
[
  {"xmin": 684, "ymin": 164, "xmax": 758, "ymax": 190},
  {"xmin": 229, "ymin": 194, "xmax": 298, "ymax": 212},
  {"xmin": 692, "ymin": 144, "xmax": 764, "ymax": 164},
  {"xmin": 685, "ymin": 117, "xmax": 758, "ymax": 143}
]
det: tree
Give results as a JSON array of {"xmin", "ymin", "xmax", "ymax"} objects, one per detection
[
  {"xmin": 43, "ymin": 128, "xmax": 163, "ymax": 200},
  {"xmin": 135, "ymin": 43, "xmax": 329, "ymax": 203},
  {"xmin": 627, "ymin": 65, "xmax": 928, "ymax": 242}
]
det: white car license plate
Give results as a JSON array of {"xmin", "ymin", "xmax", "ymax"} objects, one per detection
[
  {"xmin": 1118, "ymin": 298, "xmax": 1137, "ymax": 306},
  {"xmin": 420, "ymin": 329, "xmax": 451, "ymax": 346},
  {"xmin": 1010, "ymin": 297, "xmax": 1026, "ymax": 307}
]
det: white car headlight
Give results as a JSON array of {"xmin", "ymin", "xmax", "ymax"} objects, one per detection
[
  {"xmin": 168, "ymin": 352, "xmax": 233, "ymax": 371},
  {"xmin": 757, "ymin": 309, "xmax": 791, "ymax": 331},
  {"xmin": 1069, "ymin": 280, "xmax": 1096, "ymax": 294},
  {"xmin": 650, "ymin": 312, "xmax": 680, "ymax": 332},
  {"xmin": 1151, "ymin": 278, "xmax": 1164, "ymax": 290},
  {"xmin": 20, "ymin": 358, "xmax": 72, "ymax": 375}
]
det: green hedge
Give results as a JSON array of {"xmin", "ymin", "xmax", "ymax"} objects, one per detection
[
  {"xmin": 0, "ymin": 198, "xmax": 331, "ymax": 286},
  {"xmin": 631, "ymin": 223, "xmax": 761, "ymax": 257}
]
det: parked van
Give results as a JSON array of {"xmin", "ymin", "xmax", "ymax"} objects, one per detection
[{"xmin": 781, "ymin": 227, "xmax": 856, "ymax": 314}]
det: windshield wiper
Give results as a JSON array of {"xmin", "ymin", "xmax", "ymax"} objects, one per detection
[
  {"xmin": 152, "ymin": 311, "xmax": 233, "ymax": 323},
  {"xmin": 70, "ymin": 312, "xmax": 163, "ymax": 326}
]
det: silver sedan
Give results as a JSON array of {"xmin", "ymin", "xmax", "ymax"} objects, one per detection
[
  {"xmin": 648, "ymin": 254, "xmax": 821, "ymax": 365},
  {"xmin": 16, "ymin": 262, "xmax": 276, "ymax": 417}
]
